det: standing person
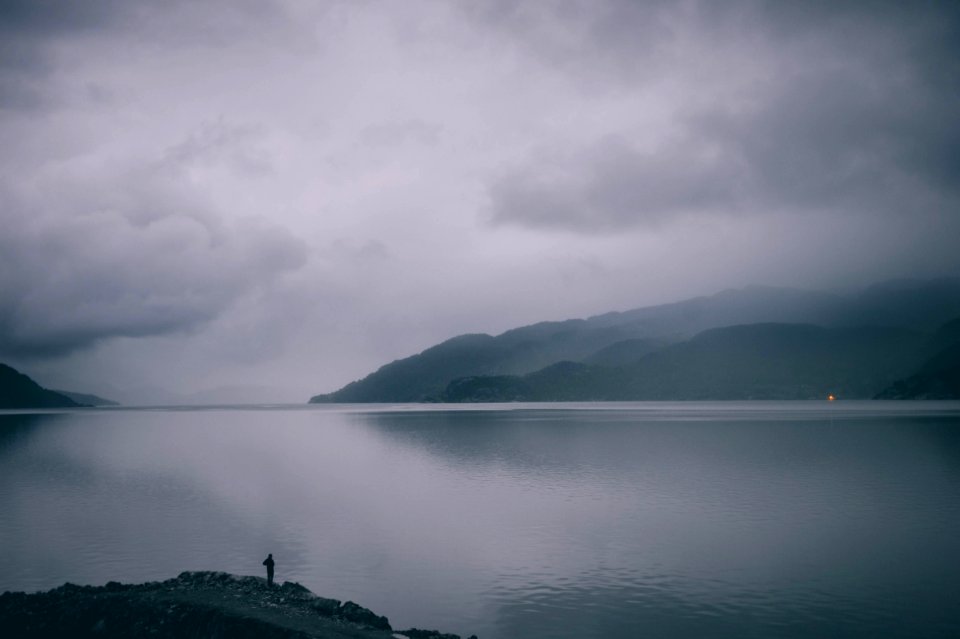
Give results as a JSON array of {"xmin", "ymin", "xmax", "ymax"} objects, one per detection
[{"xmin": 262, "ymin": 553, "xmax": 275, "ymax": 586}]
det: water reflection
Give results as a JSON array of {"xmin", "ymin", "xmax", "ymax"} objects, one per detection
[
  {"xmin": 355, "ymin": 406, "xmax": 960, "ymax": 638},
  {"xmin": 1, "ymin": 404, "xmax": 959, "ymax": 638},
  {"xmin": 0, "ymin": 411, "xmax": 329, "ymax": 594},
  {"xmin": 0, "ymin": 412, "xmax": 54, "ymax": 453}
]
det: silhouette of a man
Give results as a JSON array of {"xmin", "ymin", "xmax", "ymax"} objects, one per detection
[{"xmin": 262, "ymin": 553, "xmax": 275, "ymax": 586}]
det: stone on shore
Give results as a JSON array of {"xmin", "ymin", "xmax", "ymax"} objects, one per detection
[{"xmin": 0, "ymin": 571, "xmax": 472, "ymax": 639}]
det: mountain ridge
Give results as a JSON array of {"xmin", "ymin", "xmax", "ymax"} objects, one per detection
[
  {"xmin": 310, "ymin": 278, "xmax": 960, "ymax": 403},
  {"xmin": 0, "ymin": 363, "xmax": 85, "ymax": 408},
  {"xmin": 441, "ymin": 323, "xmax": 929, "ymax": 402},
  {"xmin": 52, "ymin": 389, "xmax": 119, "ymax": 407},
  {"xmin": 874, "ymin": 317, "xmax": 960, "ymax": 399}
]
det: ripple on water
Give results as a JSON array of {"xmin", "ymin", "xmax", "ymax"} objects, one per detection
[{"xmin": 482, "ymin": 561, "xmax": 958, "ymax": 639}]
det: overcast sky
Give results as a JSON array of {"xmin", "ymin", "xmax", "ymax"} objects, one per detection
[{"xmin": 2, "ymin": 0, "xmax": 958, "ymax": 403}]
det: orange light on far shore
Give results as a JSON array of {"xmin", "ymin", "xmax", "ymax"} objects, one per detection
[{"xmin": 828, "ymin": 394, "xmax": 836, "ymax": 401}]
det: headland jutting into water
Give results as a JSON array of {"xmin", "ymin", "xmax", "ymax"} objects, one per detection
[{"xmin": 0, "ymin": 571, "xmax": 474, "ymax": 639}]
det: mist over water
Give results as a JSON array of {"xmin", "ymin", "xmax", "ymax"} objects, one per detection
[{"xmin": 2, "ymin": 403, "xmax": 959, "ymax": 638}]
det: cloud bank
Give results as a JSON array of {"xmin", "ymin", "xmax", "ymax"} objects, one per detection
[
  {"xmin": 0, "ymin": 147, "xmax": 306, "ymax": 357},
  {"xmin": 1, "ymin": 0, "xmax": 958, "ymax": 400},
  {"xmin": 485, "ymin": 0, "xmax": 960, "ymax": 231}
]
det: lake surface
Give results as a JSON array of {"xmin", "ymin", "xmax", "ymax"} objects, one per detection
[{"xmin": 2, "ymin": 402, "xmax": 960, "ymax": 638}]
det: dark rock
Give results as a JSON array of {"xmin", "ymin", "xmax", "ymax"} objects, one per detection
[
  {"xmin": 399, "ymin": 628, "xmax": 464, "ymax": 639},
  {"xmin": 279, "ymin": 581, "xmax": 311, "ymax": 597},
  {"xmin": 0, "ymin": 572, "xmax": 442, "ymax": 638},
  {"xmin": 175, "ymin": 571, "xmax": 235, "ymax": 586},
  {"xmin": 309, "ymin": 596, "xmax": 341, "ymax": 616},
  {"xmin": 338, "ymin": 600, "xmax": 392, "ymax": 630}
]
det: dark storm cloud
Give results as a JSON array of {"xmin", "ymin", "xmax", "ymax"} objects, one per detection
[
  {"xmin": 0, "ymin": 0, "xmax": 138, "ymax": 109},
  {"xmin": 0, "ymin": 154, "xmax": 307, "ymax": 359},
  {"xmin": 1, "ymin": 0, "xmax": 956, "ymax": 398},
  {"xmin": 0, "ymin": 0, "xmax": 289, "ymax": 110},
  {"xmin": 485, "ymin": 0, "xmax": 960, "ymax": 232},
  {"xmin": 0, "ymin": 0, "xmax": 129, "ymax": 35},
  {"xmin": 0, "ymin": 0, "xmax": 287, "ymax": 39},
  {"xmin": 0, "ymin": 0, "xmax": 313, "ymax": 360},
  {"xmin": 701, "ymin": 65, "xmax": 960, "ymax": 210},
  {"xmin": 464, "ymin": 0, "xmax": 676, "ymax": 81}
]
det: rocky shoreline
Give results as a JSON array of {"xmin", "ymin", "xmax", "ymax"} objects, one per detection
[{"xmin": 0, "ymin": 571, "xmax": 474, "ymax": 639}]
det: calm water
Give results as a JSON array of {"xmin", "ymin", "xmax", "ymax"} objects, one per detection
[{"xmin": 2, "ymin": 402, "xmax": 960, "ymax": 638}]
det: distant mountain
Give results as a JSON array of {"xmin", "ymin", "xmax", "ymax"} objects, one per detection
[
  {"xmin": 586, "ymin": 285, "xmax": 848, "ymax": 334},
  {"xmin": 926, "ymin": 316, "xmax": 960, "ymax": 351},
  {"xmin": 311, "ymin": 324, "xmax": 666, "ymax": 402},
  {"xmin": 875, "ymin": 317, "xmax": 960, "ymax": 399},
  {"xmin": 52, "ymin": 390, "xmax": 120, "ymax": 406},
  {"xmin": 843, "ymin": 279, "xmax": 960, "ymax": 332},
  {"xmin": 1, "ymin": 363, "xmax": 84, "ymax": 408},
  {"xmin": 309, "ymin": 278, "xmax": 960, "ymax": 403},
  {"xmin": 874, "ymin": 345, "xmax": 960, "ymax": 399},
  {"xmin": 582, "ymin": 338, "xmax": 669, "ymax": 367},
  {"xmin": 442, "ymin": 323, "xmax": 927, "ymax": 401}
]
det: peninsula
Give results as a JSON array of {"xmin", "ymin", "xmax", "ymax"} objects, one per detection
[{"xmin": 0, "ymin": 571, "xmax": 472, "ymax": 639}]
